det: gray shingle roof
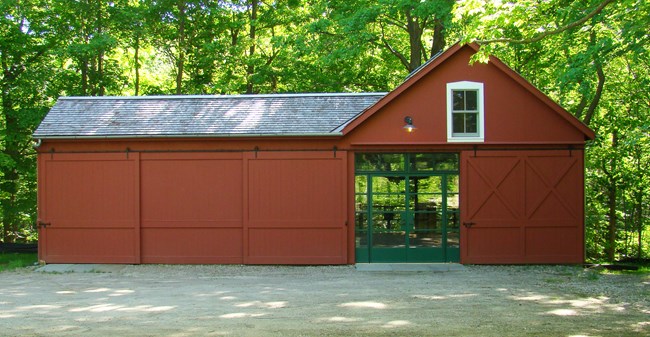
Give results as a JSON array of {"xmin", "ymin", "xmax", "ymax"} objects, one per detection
[{"xmin": 34, "ymin": 93, "xmax": 385, "ymax": 139}]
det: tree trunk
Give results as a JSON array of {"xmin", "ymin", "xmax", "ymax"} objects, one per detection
[
  {"xmin": 246, "ymin": 0, "xmax": 258, "ymax": 94},
  {"xmin": 606, "ymin": 130, "xmax": 618, "ymax": 261},
  {"xmin": 81, "ymin": 59, "xmax": 89, "ymax": 95},
  {"xmin": 405, "ymin": 11, "xmax": 423, "ymax": 72},
  {"xmin": 0, "ymin": 65, "xmax": 19, "ymax": 243},
  {"xmin": 134, "ymin": 34, "xmax": 140, "ymax": 96},
  {"xmin": 634, "ymin": 147, "xmax": 645, "ymax": 259},
  {"xmin": 579, "ymin": 29, "xmax": 605, "ymax": 126},
  {"xmin": 96, "ymin": 0, "xmax": 105, "ymax": 96},
  {"xmin": 430, "ymin": 18, "xmax": 445, "ymax": 57},
  {"xmin": 176, "ymin": 1, "xmax": 186, "ymax": 95},
  {"xmin": 635, "ymin": 190, "xmax": 643, "ymax": 259}
]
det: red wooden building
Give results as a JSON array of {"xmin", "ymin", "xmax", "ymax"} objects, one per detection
[{"xmin": 34, "ymin": 43, "xmax": 594, "ymax": 265}]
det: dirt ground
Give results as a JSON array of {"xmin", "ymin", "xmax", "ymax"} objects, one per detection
[{"xmin": 0, "ymin": 264, "xmax": 648, "ymax": 336}]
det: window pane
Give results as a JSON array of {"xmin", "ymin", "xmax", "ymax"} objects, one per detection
[
  {"xmin": 452, "ymin": 113, "xmax": 465, "ymax": 133},
  {"xmin": 410, "ymin": 232, "xmax": 442, "ymax": 248},
  {"xmin": 447, "ymin": 175, "xmax": 459, "ymax": 193},
  {"xmin": 452, "ymin": 90, "xmax": 465, "ymax": 110},
  {"xmin": 372, "ymin": 232, "xmax": 406, "ymax": 248},
  {"xmin": 465, "ymin": 90, "xmax": 478, "ymax": 110},
  {"xmin": 371, "ymin": 212, "xmax": 404, "ymax": 232},
  {"xmin": 447, "ymin": 193, "xmax": 459, "ymax": 210},
  {"xmin": 414, "ymin": 212, "xmax": 441, "ymax": 231},
  {"xmin": 410, "ymin": 194, "xmax": 442, "ymax": 211},
  {"xmin": 372, "ymin": 195, "xmax": 406, "ymax": 211},
  {"xmin": 409, "ymin": 175, "xmax": 442, "ymax": 193},
  {"xmin": 410, "ymin": 153, "xmax": 459, "ymax": 171},
  {"xmin": 446, "ymin": 231, "xmax": 459, "ymax": 248},
  {"xmin": 355, "ymin": 195, "xmax": 367, "ymax": 211},
  {"xmin": 355, "ymin": 153, "xmax": 404, "ymax": 172},
  {"xmin": 355, "ymin": 175, "xmax": 367, "ymax": 193},
  {"xmin": 465, "ymin": 113, "xmax": 478, "ymax": 133},
  {"xmin": 371, "ymin": 176, "xmax": 405, "ymax": 193},
  {"xmin": 355, "ymin": 212, "xmax": 368, "ymax": 230},
  {"xmin": 355, "ymin": 230, "xmax": 368, "ymax": 247},
  {"xmin": 446, "ymin": 211, "xmax": 459, "ymax": 230}
]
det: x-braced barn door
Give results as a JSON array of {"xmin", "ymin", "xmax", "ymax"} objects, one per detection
[
  {"xmin": 355, "ymin": 153, "xmax": 460, "ymax": 263},
  {"xmin": 461, "ymin": 150, "xmax": 584, "ymax": 264}
]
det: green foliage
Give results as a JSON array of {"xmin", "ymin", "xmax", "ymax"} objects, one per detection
[
  {"xmin": 454, "ymin": 0, "xmax": 650, "ymax": 261},
  {"xmin": 0, "ymin": 253, "xmax": 37, "ymax": 272},
  {"xmin": 0, "ymin": 0, "xmax": 647, "ymax": 260}
]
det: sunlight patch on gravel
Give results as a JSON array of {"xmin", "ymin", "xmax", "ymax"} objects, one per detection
[
  {"xmin": 547, "ymin": 309, "xmax": 578, "ymax": 316},
  {"xmin": 219, "ymin": 312, "xmax": 267, "ymax": 318},
  {"xmin": 83, "ymin": 288, "xmax": 111, "ymax": 293},
  {"xmin": 318, "ymin": 316, "xmax": 363, "ymax": 323},
  {"xmin": 235, "ymin": 300, "xmax": 287, "ymax": 309},
  {"xmin": 339, "ymin": 301, "xmax": 387, "ymax": 309},
  {"xmin": 381, "ymin": 320, "xmax": 411, "ymax": 328},
  {"xmin": 511, "ymin": 294, "xmax": 547, "ymax": 301}
]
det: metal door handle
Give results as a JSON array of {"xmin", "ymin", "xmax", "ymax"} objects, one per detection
[
  {"xmin": 37, "ymin": 221, "xmax": 51, "ymax": 228},
  {"xmin": 463, "ymin": 222, "xmax": 475, "ymax": 228}
]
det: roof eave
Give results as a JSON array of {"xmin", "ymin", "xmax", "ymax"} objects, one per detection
[{"xmin": 34, "ymin": 132, "xmax": 343, "ymax": 140}]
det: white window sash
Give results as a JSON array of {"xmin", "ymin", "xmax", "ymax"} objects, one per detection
[{"xmin": 446, "ymin": 81, "xmax": 484, "ymax": 143}]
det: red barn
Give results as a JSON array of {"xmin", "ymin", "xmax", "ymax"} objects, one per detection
[{"xmin": 34, "ymin": 43, "xmax": 594, "ymax": 265}]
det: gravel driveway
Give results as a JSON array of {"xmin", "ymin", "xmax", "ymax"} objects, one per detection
[{"xmin": 0, "ymin": 265, "xmax": 648, "ymax": 336}]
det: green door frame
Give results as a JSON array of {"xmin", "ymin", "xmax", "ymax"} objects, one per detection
[{"xmin": 355, "ymin": 153, "xmax": 460, "ymax": 263}]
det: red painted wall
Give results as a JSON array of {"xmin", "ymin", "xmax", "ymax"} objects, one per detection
[{"xmin": 341, "ymin": 46, "xmax": 586, "ymax": 146}]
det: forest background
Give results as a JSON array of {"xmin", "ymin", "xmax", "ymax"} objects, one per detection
[{"xmin": 1, "ymin": 0, "xmax": 648, "ymax": 262}]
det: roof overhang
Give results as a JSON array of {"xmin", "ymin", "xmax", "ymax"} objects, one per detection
[{"xmin": 34, "ymin": 133, "xmax": 344, "ymax": 140}]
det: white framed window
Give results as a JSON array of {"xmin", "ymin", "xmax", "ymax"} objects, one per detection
[{"xmin": 446, "ymin": 81, "xmax": 484, "ymax": 142}]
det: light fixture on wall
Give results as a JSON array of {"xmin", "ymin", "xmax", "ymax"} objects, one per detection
[{"xmin": 403, "ymin": 116, "xmax": 416, "ymax": 132}]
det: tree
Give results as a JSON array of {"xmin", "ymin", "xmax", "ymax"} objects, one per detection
[
  {"xmin": 328, "ymin": 0, "xmax": 455, "ymax": 73},
  {"xmin": 453, "ymin": 0, "xmax": 650, "ymax": 261},
  {"xmin": 0, "ymin": 0, "xmax": 60, "ymax": 242}
]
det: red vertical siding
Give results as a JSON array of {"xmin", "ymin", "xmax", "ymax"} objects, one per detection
[
  {"xmin": 38, "ymin": 148, "xmax": 348, "ymax": 265},
  {"xmin": 140, "ymin": 153, "xmax": 244, "ymax": 263},
  {"xmin": 39, "ymin": 153, "xmax": 138, "ymax": 263},
  {"xmin": 246, "ymin": 152, "xmax": 347, "ymax": 264},
  {"xmin": 461, "ymin": 150, "xmax": 584, "ymax": 264}
]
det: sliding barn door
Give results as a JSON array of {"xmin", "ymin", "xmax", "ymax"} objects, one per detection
[
  {"xmin": 461, "ymin": 150, "xmax": 584, "ymax": 264},
  {"xmin": 38, "ymin": 153, "xmax": 139, "ymax": 263}
]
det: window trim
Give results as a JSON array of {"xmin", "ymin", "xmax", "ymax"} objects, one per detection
[{"xmin": 446, "ymin": 81, "xmax": 485, "ymax": 143}]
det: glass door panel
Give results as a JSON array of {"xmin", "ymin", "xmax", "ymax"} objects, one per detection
[
  {"xmin": 354, "ymin": 175, "xmax": 370, "ymax": 262},
  {"xmin": 445, "ymin": 175, "xmax": 460, "ymax": 261},
  {"xmin": 408, "ymin": 175, "xmax": 444, "ymax": 261},
  {"xmin": 355, "ymin": 153, "xmax": 460, "ymax": 263}
]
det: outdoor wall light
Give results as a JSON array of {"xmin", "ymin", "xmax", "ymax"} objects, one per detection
[{"xmin": 403, "ymin": 116, "xmax": 416, "ymax": 132}]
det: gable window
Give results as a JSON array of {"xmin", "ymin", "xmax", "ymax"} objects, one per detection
[{"xmin": 447, "ymin": 81, "xmax": 484, "ymax": 142}]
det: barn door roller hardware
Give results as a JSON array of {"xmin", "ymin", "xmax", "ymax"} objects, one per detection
[
  {"xmin": 37, "ymin": 220, "xmax": 51, "ymax": 228},
  {"xmin": 333, "ymin": 146, "xmax": 337, "ymax": 158},
  {"xmin": 463, "ymin": 222, "xmax": 475, "ymax": 228}
]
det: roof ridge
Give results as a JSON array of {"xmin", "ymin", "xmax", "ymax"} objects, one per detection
[{"xmin": 59, "ymin": 93, "xmax": 388, "ymax": 100}]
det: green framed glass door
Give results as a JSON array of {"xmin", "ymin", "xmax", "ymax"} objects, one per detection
[{"xmin": 355, "ymin": 153, "xmax": 459, "ymax": 263}]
